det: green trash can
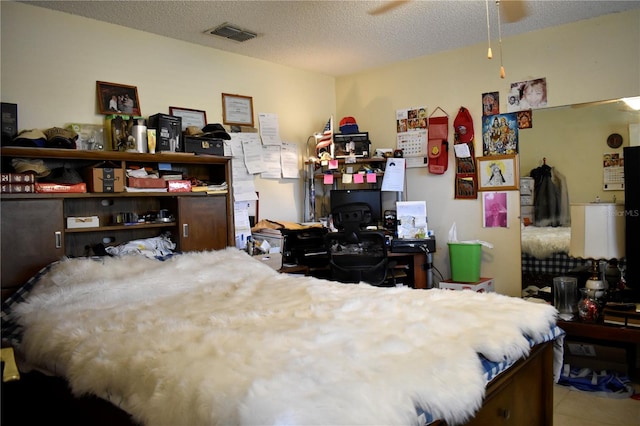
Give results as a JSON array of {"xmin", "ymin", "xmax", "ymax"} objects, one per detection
[{"xmin": 448, "ymin": 242, "xmax": 482, "ymax": 282}]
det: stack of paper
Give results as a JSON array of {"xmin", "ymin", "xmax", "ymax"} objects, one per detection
[{"xmin": 396, "ymin": 201, "xmax": 427, "ymax": 239}]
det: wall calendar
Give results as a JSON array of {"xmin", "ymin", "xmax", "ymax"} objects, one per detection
[
  {"xmin": 603, "ymin": 152, "xmax": 624, "ymax": 191},
  {"xmin": 396, "ymin": 129, "xmax": 427, "ymax": 157}
]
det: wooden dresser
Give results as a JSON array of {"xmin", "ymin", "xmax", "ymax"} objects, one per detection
[{"xmin": 1, "ymin": 147, "xmax": 234, "ymax": 301}]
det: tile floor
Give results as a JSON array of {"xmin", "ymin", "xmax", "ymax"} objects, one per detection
[{"xmin": 553, "ymin": 382, "xmax": 640, "ymax": 425}]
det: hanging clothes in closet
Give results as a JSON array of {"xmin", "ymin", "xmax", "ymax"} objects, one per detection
[{"xmin": 529, "ymin": 158, "xmax": 570, "ymax": 227}]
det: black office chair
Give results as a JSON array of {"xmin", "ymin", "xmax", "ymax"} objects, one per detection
[{"xmin": 325, "ymin": 202, "xmax": 392, "ymax": 286}]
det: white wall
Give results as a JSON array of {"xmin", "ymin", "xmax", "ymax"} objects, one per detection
[
  {"xmin": 335, "ymin": 10, "xmax": 640, "ymax": 295},
  {"xmin": 0, "ymin": 1, "xmax": 336, "ymax": 223},
  {"xmin": 2, "ymin": 2, "xmax": 639, "ymax": 295}
]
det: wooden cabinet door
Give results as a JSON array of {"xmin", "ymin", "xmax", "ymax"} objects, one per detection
[
  {"xmin": 1, "ymin": 199, "xmax": 64, "ymax": 300},
  {"xmin": 177, "ymin": 196, "xmax": 228, "ymax": 251}
]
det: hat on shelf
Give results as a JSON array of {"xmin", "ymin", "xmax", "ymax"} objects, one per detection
[
  {"xmin": 40, "ymin": 166, "xmax": 83, "ymax": 184},
  {"xmin": 43, "ymin": 127, "xmax": 78, "ymax": 149},
  {"xmin": 453, "ymin": 107, "xmax": 474, "ymax": 143},
  {"xmin": 339, "ymin": 116, "xmax": 359, "ymax": 134},
  {"xmin": 185, "ymin": 126, "xmax": 204, "ymax": 136},
  {"xmin": 9, "ymin": 129, "xmax": 47, "ymax": 148},
  {"xmin": 201, "ymin": 123, "xmax": 231, "ymax": 140},
  {"xmin": 11, "ymin": 158, "xmax": 51, "ymax": 177}
]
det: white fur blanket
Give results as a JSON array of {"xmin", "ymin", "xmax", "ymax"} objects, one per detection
[
  {"xmin": 12, "ymin": 248, "xmax": 557, "ymax": 426},
  {"xmin": 521, "ymin": 225, "xmax": 571, "ymax": 259}
]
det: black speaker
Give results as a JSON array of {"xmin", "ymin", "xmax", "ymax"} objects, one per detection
[{"xmin": 1, "ymin": 102, "xmax": 18, "ymax": 145}]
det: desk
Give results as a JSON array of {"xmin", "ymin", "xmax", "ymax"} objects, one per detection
[
  {"xmin": 557, "ymin": 319, "xmax": 640, "ymax": 379},
  {"xmin": 256, "ymin": 249, "xmax": 432, "ymax": 288},
  {"xmin": 388, "ymin": 251, "xmax": 432, "ymax": 289}
]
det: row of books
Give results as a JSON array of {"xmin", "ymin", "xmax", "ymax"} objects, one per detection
[
  {"xmin": 603, "ymin": 304, "xmax": 640, "ymax": 328},
  {"xmin": 2, "ymin": 182, "xmax": 87, "ymax": 193},
  {"xmin": 191, "ymin": 182, "xmax": 228, "ymax": 194},
  {"xmin": 2, "ymin": 171, "xmax": 228, "ymax": 194}
]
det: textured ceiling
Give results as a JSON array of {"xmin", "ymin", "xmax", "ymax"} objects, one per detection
[{"xmin": 21, "ymin": 0, "xmax": 640, "ymax": 76}]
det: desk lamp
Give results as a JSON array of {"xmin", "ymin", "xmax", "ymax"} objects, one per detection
[{"xmin": 569, "ymin": 203, "xmax": 625, "ymax": 298}]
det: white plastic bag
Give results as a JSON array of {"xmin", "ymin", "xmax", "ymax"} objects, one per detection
[{"xmin": 447, "ymin": 222, "xmax": 494, "ymax": 248}]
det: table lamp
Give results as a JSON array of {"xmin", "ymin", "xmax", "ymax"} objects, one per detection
[{"xmin": 569, "ymin": 203, "xmax": 626, "ymax": 297}]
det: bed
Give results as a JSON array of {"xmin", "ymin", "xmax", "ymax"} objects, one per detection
[
  {"xmin": 2, "ymin": 248, "xmax": 564, "ymax": 425},
  {"xmin": 521, "ymin": 226, "xmax": 589, "ymax": 290}
]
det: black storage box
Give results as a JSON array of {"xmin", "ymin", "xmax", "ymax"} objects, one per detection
[
  {"xmin": 281, "ymin": 227, "xmax": 329, "ymax": 267},
  {"xmin": 333, "ymin": 132, "xmax": 371, "ymax": 158},
  {"xmin": 184, "ymin": 136, "xmax": 224, "ymax": 156},
  {"xmin": 148, "ymin": 113, "xmax": 182, "ymax": 152}
]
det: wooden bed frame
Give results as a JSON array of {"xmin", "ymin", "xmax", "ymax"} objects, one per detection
[{"xmin": 1, "ymin": 341, "xmax": 554, "ymax": 426}]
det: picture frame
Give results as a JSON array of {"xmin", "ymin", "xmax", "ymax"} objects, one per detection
[
  {"xmin": 169, "ymin": 106, "xmax": 207, "ymax": 131},
  {"xmin": 454, "ymin": 174, "xmax": 478, "ymax": 199},
  {"xmin": 476, "ymin": 154, "xmax": 519, "ymax": 191},
  {"xmin": 222, "ymin": 93, "xmax": 254, "ymax": 127},
  {"xmin": 96, "ymin": 81, "xmax": 141, "ymax": 116},
  {"xmin": 482, "ymin": 191, "xmax": 509, "ymax": 228},
  {"xmin": 481, "ymin": 113, "xmax": 519, "ymax": 156}
]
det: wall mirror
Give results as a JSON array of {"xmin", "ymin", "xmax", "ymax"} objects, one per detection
[
  {"xmin": 518, "ymin": 97, "xmax": 640, "ymax": 285},
  {"xmin": 519, "ymin": 97, "xmax": 639, "ymax": 204}
]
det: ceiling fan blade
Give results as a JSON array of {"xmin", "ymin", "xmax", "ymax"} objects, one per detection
[
  {"xmin": 499, "ymin": 0, "xmax": 529, "ymax": 23},
  {"xmin": 368, "ymin": 0, "xmax": 411, "ymax": 16}
]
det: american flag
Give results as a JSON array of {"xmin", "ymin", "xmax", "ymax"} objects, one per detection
[{"xmin": 315, "ymin": 116, "xmax": 333, "ymax": 153}]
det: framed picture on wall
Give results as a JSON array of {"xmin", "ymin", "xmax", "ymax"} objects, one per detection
[
  {"xmin": 482, "ymin": 191, "xmax": 509, "ymax": 228},
  {"xmin": 96, "ymin": 81, "xmax": 141, "ymax": 116},
  {"xmin": 222, "ymin": 93, "xmax": 254, "ymax": 127},
  {"xmin": 169, "ymin": 106, "xmax": 207, "ymax": 131},
  {"xmin": 476, "ymin": 154, "xmax": 519, "ymax": 191}
]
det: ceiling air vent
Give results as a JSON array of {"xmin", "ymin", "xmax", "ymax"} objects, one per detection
[{"xmin": 207, "ymin": 23, "xmax": 257, "ymax": 42}]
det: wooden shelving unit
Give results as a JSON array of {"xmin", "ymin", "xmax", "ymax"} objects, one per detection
[{"xmin": 1, "ymin": 147, "xmax": 234, "ymax": 300}]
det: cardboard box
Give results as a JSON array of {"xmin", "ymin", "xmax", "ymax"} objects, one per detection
[
  {"xmin": 148, "ymin": 113, "xmax": 182, "ymax": 152},
  {"xmin": 439, "ymin": 277, "xmax": 495, "ymax": 293},
  {"xmin": 67, "ymin": 216, "xmax": 99, "ymax": 229},
  {"xmin": 520, "ymin": 176, "xmax": 535, "ymax": 196},
  {"xmin": 520, "ymin": 195, "xmax": 534, "ymax": 206},
  {"xmin": 184, "ymin": 136, "xmax": 225, "ymax": 155},
  {"xmin": 84, "ymin": 162, "xmax": 125, "ymax": 192},
  {"xmin": 564, "ymin": 340, "xmax": 628, "ymax": 374},
  {"xmin": 167, "ymin": 180, "xmax": 192, "ymax": 192},
  {"xmin": 127, "ymin": 177, "xmax": 166, "ymax": 188}
]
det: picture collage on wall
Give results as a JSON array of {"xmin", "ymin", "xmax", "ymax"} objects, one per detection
[{"xmin": 469, "ymin": 77, "xmax": 547, "ymax": 225}]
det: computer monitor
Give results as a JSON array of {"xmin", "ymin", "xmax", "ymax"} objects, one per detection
[{"xmin": 330, "ymin": 189, "xmax": 382, "ymax": 225}]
